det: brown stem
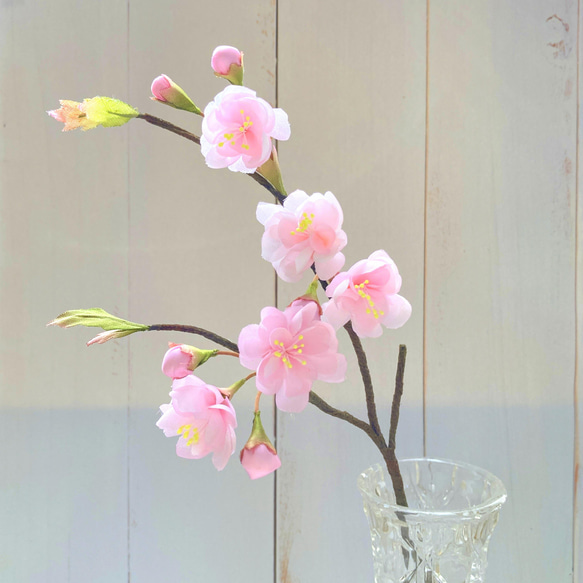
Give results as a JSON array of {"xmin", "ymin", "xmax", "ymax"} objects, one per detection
[
  {"xmin": 136, "ymin": 113, "xmax": 286, "ymax": 204},
  {"xmin": 343, "ymin": 321, "xmax": 384, "ymax": 443},
  {"xmin": 389, "ymin": 345, "xmax": 407, "ymax": 451},
  {"xmin": 137, "ymin": 113, "xmax": 201, "ymax": 145},
  {"xmin": 308, "ymin": 391, "xmax": 384, "ymax": 450},
  {"xmin": 148, "ymin": 324, "xmax": 238, "ymax": 353}
]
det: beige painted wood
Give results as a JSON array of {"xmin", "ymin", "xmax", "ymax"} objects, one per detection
[
  {"xmin": 0, "ymin": 1, "xmax": 131, "ymax": 581},
  {"xmin": 276, "ymin": 1, "xmax": 427, "ymax": 580},
  {"xmin": 425, "ymin": 2, "xmax": 577, "ymax": 582},
  {"xmin": 126, "ymin": 1, "xmax": 277, "ymax": 580},
  {"xmin": 575, "ymin": 3, "xmax": 582, "ymax": 581}
]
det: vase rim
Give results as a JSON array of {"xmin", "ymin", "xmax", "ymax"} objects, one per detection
[{"xmin": 358, "ymin": 457, "xmax": 507, "ymax": 519}]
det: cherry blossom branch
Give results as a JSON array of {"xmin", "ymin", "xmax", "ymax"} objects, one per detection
[
  {"xmin": 388, "ymin": 345, "xmax": 407, "ymax": 451},
  {"xmin": 342, "ymin": 321, "xmax": 384, "ymax": 442},
  {"xmin": 216, "ymin": 350, "xmax": 240, "ymax": 357},
  {"xmin": 308, "ymin": 391, "xmax": 384, "ymax": 449},
  {"xmin": 136, "ymin": 114, "xmax": 286, "ymax": 204},
  {"xmin": 148, "ymin": 324, "xmax": 238, "ymax": 353}
]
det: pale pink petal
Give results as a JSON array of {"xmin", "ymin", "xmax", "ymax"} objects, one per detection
[
  {"xmin": 321, "ymin": 300, "xmax": 351, "ymax": 330},
  {"xmin": 256, "ymin": 355, "xmax": 285, "ymax": 394},
  {"xmin": 212, "ymin": 426, "xmax": 236, "ymax": 471},
  {"xmin": 381, "ymin": 294, "xmax": 412, "ymax": 329},
  {"xmin": 314, "ymin": 252, "xmax": 345, "ymax": 280},
  {"xmin": 238, "ymin": 324, "xmax": 269, "ymax": 369},
  {"xmin": 241, "ymin": 444, "xmax": 281, "ymax": 479},
  {"xmin": 275, "ymin": 390, "xmax": 310, "ymax": 413},
  {"xmin": 271, "ymin": 108, "xmax": 291, "ymax": 140}
]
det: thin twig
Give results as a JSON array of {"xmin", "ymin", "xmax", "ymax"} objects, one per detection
[
  {"xmin": 343, "ymin": 321, "xmax": 384, "ymax": 443},
  {"xmin": 137, "ymin": 113, "xmax": 200, "ymax": 144},
  {"xmin": 148, "ymin": 324, "xmax": 238, "ymax": 353},
  {"xmin": 136, "ymin": 113, "xmax": 286, "ymax": 204},
  {"xmin": 389, "ymin": 345, "xmax": 407, "ymax": 450},
  {"xmin": 308, "ymin": 391, "xmax": 383, "ymax": 449}
]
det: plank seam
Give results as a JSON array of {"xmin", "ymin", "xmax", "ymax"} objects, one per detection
[
  {"xmin": 422, "ymin": 0, "xmax": 431, "ymax": 458},
  {"xmin": 574, "ymin": 0, "xmax": 581, "ymax": 580}
]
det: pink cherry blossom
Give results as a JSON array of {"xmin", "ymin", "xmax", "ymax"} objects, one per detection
[
  {"xmin": 201, "ymin": 86, "xmax": 290, "ymax": 173},
  {"xmin": 322, "ymin": 250, "xmax": 412, "ymax": 338},
  {"xmin": 241, "ymin": 444, "xmax": 281, "ymax": 480},
  {"xmin": 156, "ymin": 375, "xmax": 237, "ymax": 470},
  {"xmin": 238, "ymin": 302, "xmax": 346, "ymax": 413},
  {"xmin": 211, "ymin": 46, "xmax": 242, "ymax": 76},
  {"xmin": 257, "ymin": 190, "xmax": 347, "ymax": 282}
]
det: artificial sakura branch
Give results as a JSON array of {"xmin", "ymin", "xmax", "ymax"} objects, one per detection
[{"xmin": 47, "ymin": 45, "xmax": 413, "ymax": 501}]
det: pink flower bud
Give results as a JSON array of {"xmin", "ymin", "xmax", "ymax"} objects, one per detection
[
  {"xmin": 150, "ymin": 74, "xmax": 173, "ymax": 102},
  {"xmin": 211, "ymin": 46, "xmax": 242, "ymax": 76},
  {"xmin": 240, "ymin": 411, "xmax": 281, "ymax": 479},
  {"xmin": 241, "ymin": 443, "xmax": 281, "ymax": 480},
  {"xmin": 150, "ymin": 75, "xmax": 202, "ymax": 114},
  {"xmin": 161, "ymin": 343, "xmax": 218, "ymax": 379}
]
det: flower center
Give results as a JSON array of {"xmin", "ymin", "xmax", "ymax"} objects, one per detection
[
  {"xmin": 354, "ymin": 280, "xmax": 385, "ymax": 319},
  {"xmin": 217, "ymin": 109, "xmax": 253, "ymax": 151},
  {"xmin": 177, "ymin": 424, "xmax": 200, "ymax": 446},
  {"xmin": 290, "ymin": 212, "xmax": 314, "ymax": 236},
  {"xmin": 272, "ymin": 336, "xmax": 307, "ymax": 368}
]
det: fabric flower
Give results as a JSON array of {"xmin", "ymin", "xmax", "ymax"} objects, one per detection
[
  {"xmin": 211, "ymin": 46, "xmax": 244, "ymax": 85},
  {"xmin": 150, "ymin": 75, "xmax": 202, "ymax": 114},
  {"xmin": 241, "ymin": 444, "xmax": 281, "ymax": 480},
  {"xmin": 240, "ymin": 411, "xmax": 281, "ymax": 480},
  {"xmin": 238, "ymin": 302, "xmax": 346, "ymax": 413},
  {"xmin": 156, "ymin": 375, "xmax": 237, "ymax": 471},
  {"xmin": 161, "ymin": 343, "xmax": 217, "ymax": 379},
  {"xmin": 322, "ymin": 250, "xmax": 411, "ymax": 338},
  {"xmin": 201, "ymin": 86, "xmax": 290, "ymax": 173},
  {"xmin": 257, "ymin": 190, "xmax": 347, "ymax": 282}
]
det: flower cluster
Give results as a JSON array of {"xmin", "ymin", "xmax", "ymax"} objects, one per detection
[{"xmin": 48, "ymin": 44, "xmax": 411, "ymax": 482}]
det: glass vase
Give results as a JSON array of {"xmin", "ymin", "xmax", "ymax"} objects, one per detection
[{"xmin": 357, "ymin": 458, "xmax": 507, "ymax": 583}]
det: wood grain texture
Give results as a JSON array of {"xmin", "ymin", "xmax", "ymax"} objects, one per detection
[
  {"xmin": 276, "ymin": 1, "xmax": 427, "ymax": 580},
  {"xmin": 0, "ymin": 0, "xmax": 130, "ymax": 581},
  {"xmin": 126, "ymin": 1, "xmax": 277, "ymax": 580},
  {"xmin": 425, "ymin": 2, "xmax": 578, "ymax": 581}
]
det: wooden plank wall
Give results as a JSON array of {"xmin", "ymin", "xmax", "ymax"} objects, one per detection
[{"xmin": 0, "ymin": 0, "xmax": 579, "ymax": 582}]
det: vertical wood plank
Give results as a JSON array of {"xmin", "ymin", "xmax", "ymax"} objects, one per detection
[
  {"xmin": 575, "ymin": 0, "xmax": 582, "ymax": 579},
  {"xmin": 276, "ymin": 1, "xmax": 427, "ymax": 580},
  {"xmin": 0, "ymin": 0, "xmax": 130, "ymax": 581},
  {"xmin": 127, "ymin": 2, "xmax": 277, "ymax": 581},
  {"xmin": 425, "ymin": 2, "xmax": 577, "ymax": 581}
]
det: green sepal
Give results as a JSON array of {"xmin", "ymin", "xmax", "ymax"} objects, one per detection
[
  {"xmin": 83, "ymin": 97, "xmax": 139, "ymax": 128},
  {"xmin": 48, "ymin": 308, "xmax": 148, "ymax": 332},
  {"xmin": 242, "ymin": 411, "xmax": 277, "ymax": 454}
]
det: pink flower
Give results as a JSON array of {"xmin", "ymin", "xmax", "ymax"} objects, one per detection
[
  {"xmin": 238, "ymin": 302, "xmax": 346, "ymax": 413},
  {"xmin": 156, "ymin": 375, "xmax": 237, "ymax": 471},
  {"xmin": 322, "ymin": 250, "xmax": 412, "ymax": 338},
  {"xmin": 161, "ymin": 343, "xmax": 217, "ymax": 379},
  {"xmin": 241, "ymin": 444, "xmax": 281, "ymax": 480},
  {"xmin": 211, "ymin": 46, "xmax": 242, "ymax": 75},
  {"xmin": 257, "ymin": 190, "xmax": 347, "ymax": 282},
  {"xmin": 201, "ymin": 86, "xmax": 290, "ymax": 173},
  {"xmin": 240, "ymin": 411, "xmax": 281, "ymax": 480}
]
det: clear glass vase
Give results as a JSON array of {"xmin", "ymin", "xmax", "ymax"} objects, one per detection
[{"xmin": 357, "ymin": 458, "xmax": 507, "ymax": 583}]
